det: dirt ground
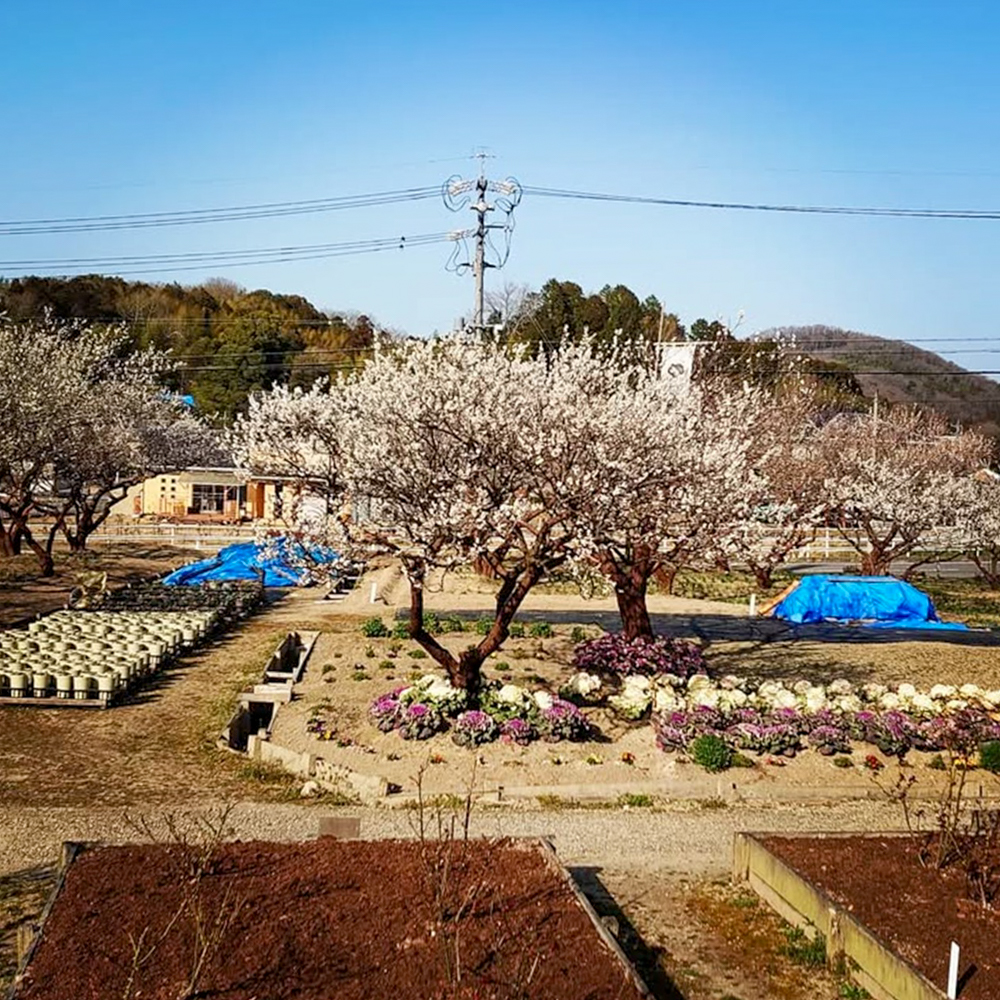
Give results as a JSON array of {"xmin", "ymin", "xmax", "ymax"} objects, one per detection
[
  {"xmin": 0, "ymin": 543, "xmax": 201, "ymax": 628},
  {"xmin": 4, "ymin": 553, "xmax": 1000, "ymax": 1000}
]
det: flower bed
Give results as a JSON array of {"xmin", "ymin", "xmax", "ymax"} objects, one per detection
[
  {"xmin": 650, "ymin": 673, "xmax": 1000, "ymax": 763},
  {"xmin": 14, "ymin": 839, "xmax": 645, "ymax": 1000},
  {"xmin": 367, "ymin": 674, "xmax": 592, "ymax": 745}
]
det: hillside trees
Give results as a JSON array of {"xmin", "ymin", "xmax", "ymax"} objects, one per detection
[
  {"xmin": 0, "ymin": 314, "xmax": 220, "ymax": 574},
  {"xmin": 0, "ymin": 276, "xmax": 382, "ymax": 417}
]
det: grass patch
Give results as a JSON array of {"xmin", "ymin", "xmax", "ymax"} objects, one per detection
[{"xmin": 779, "ymin": 925, "xmax": 827, "ymax": 967}]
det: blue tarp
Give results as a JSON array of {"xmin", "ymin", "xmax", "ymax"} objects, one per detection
[
  {"xmin": 770, "ymin": 574, "xmax": 967, "ymax": 630},
  {"xmin": 162, "ymin": 539, "xmax": 338, "ymax": 588}
]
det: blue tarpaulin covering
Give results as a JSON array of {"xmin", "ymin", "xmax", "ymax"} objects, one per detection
[
  {"xmin": 162, "ymin": 539, "xmax": 338, "ymax": 588},
  {"xmin": 770, "ymin": 574, "xmax": 967, "ymax": 630}
]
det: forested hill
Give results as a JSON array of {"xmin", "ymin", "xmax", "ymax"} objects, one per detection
[
  {"xmin": 0, "ymin": 275, "xmax": 379, "ymax": 419},
  {"xmin": 767, "ymin": 324, "xmax": 1000, "ymax": 437}
]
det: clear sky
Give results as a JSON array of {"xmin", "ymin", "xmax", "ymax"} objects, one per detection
[{"xmin": 2, "ymin": 1, "xmax": 999, "ymax": 370}]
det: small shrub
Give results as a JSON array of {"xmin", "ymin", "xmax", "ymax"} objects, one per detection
[
  {"xmin": 493, "ymin": 660, "xmax": 511, "ymax": 674},
  {"xmin": 321, "ymin": 663, "xmax": 335, "ymax": 675},
  {"xmin": 731, "ymin": 752, "xmax": 755, "ymax": 768},
  {"xmin": 508, "ymin": 622, "xmax": 525, "ymax": 639},
  {"xmin": 980, "ymin": 740, "xmax": 1000, "ymax": 773},
  {"xmin": 441, "ymin": 615, "xmax": 465, "ymax": 633},
  {"xmin": 421, "ymin": 611, "xmax": 442, "ymax": 633},
  {"xmin": 832, "ymin": 755, "xmax": 854, "ymax": 768},
  {"xmin": 585, "ymin": 753, "xmax": 603, "ymax": 765},
  {"xmin": 351, "ymin": 670, "xmax": 371, "ymax": 681},
  {"xmin": 529, "ymin": 621, "xmax": 554, "ymax": 638},
  {"xmin": 378, "ymin": 659, "xmax": 394, "ymax": 670},
  {"xmin": 360, "ymin": 617, "xmax": 389, "ymax": 638},
  {"xmin": 928, "ymin": 753, "xmax": 947, "ymax": 770},
  {"xmin": 364, "ymin": 645, "xmax": 376, "ymax": 658},
  {"xmin": 408, "ymin": 669, "xmax": 423, "ymax": 681},
  {"xmin": 689, "ymin": 734, "xmax": 732, "ymax": 772},
  {"xmin": 391, "ymin": 621, "xmax": 410, "ymax": 640},
  {"xmin": 408, "ymin": 649, "xmax": 427, "ymax": 659},
  {"xmin": 387, "ymin": 640, "xmax": 402, "ymax": 656},
  {"xmin": 474, "ymin": 616, "xmax": 493, "ymax": 635},
  {"xmin": 570, "ymin": 626, "xmax": 587, "ymax": 643}
]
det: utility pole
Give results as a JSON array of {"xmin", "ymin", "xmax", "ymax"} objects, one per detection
[{"xmin": 443, "ymin": 152, "xmax": 522, "ymax": 335}]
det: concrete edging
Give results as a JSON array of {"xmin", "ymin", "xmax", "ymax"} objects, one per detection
[{"xmin": 732, "ymin": 831, "xmax": 947, "ymax": 1000}]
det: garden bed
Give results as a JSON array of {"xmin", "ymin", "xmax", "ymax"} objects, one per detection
[
  {"xmin": 12, "ymin": 839, "xmax": 647, "ymax": 1000},
  {"xmin": 736, "ymin": 831, "xmax": 1000, "ymax": 1000}
]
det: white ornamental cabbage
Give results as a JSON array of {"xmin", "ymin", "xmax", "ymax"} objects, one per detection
[
  {"xmin": 828, "ymin": 679, "xmax": 853, "ymax": 696},
  {"xmin": 910, "ymin": 693, "xmax": 936, "ymax": 714},
  {"xmin": 561, "ymin": 672, "xmax": 602, "ymax": 700},
  {"xmin": 930, "ymin": 684, "xmax": 956, "ymax": 700},
  {"xmin": 653, "ymin": 687, "xmax": 685, "ymax": 712},
  {"xmin": 802, "ymin": 686, "xmax": 827, "ymax": 712},
  {"xmin": 533, "ymin": 690, "xmax": 554, "ymax": 711},
  {"xmin": 862, "ymin": 683, "xmax": 888, "ymax": 702},
  {"xmin": 897, "ymin": 683, "xmax": 917, "ymax": 700}
]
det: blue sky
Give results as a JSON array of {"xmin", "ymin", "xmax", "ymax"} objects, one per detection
[{"xmin": 2, "ymin": 1, "xmax": 999, "ymax": 370}]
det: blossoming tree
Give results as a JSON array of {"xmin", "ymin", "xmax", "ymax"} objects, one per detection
[
  {"xmin": 955, "ymin": 474, "xmax": 1000, "ymax": 586},
  {"xmin": 0, "ymin": 314, "xmax": 220, "ymax": 573},
  {"xmin": 820, "ymin": 407, "xmax": 989, "ymax": 575},
  {"xmin": 234, "ymin": 338, "xmax": 624, "ymax": 696}
]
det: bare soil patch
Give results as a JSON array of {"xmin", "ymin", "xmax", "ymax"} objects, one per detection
[
  {"xmin": 765, "ymin": 833, "xmax": 1000, "ymax": 1000},
  {"xmin": 16, "ymin": 839, "xmax": 643, "ymax": 1000}
]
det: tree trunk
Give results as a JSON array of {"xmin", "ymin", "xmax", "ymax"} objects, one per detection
[
  {"xmin": 751, "ymin": 564, "xmax": 774, "ymax": 590},
  {"xmin": 653, "ymin": 564, "xmax": 678, "ymax": 595},
  {"xmin": 860, "ymin": 549, "xmax": 892, "ymax": 575},
  {"xmin": 22, "ymin": 527, "xmax": 54, "ymax": 577},
  {"xmin": 615, "ymin": 582, "xmax": 654, "ymax": 640}
]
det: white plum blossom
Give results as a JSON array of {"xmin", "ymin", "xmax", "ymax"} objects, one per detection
[{"xmin": 820, "ymin": 408, "xmax": 988, "ymax": 575}]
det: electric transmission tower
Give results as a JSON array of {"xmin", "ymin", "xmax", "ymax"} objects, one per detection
[{"xmin": 443, "ymin": 151, "xmax": 522, "ymax": 334}]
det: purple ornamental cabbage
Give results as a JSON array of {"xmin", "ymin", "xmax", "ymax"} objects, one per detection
[{"xmin": 573, "ymin": 633, "xmax": 705, "ymax": 679}]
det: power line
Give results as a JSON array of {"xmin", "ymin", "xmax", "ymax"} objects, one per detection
[
  {"xmin": 0, "ymin": 232, "xmax": 456, "ymax": 276},
  {"xmin": 0, "ymin": 187, "xmax": 440, "ymax": 235},
  {"xmin": 523, "ymin": 185, "xmax": 1000, "ymax": 220}
]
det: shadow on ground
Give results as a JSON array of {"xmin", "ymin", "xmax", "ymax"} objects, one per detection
[
  {"xmin": 440, "ymin": 608, "xmax": 1000, "ymax": 648},
  {"xmin": 570, "ymin": 866, "xmax": 685, "ymax": 1000}
]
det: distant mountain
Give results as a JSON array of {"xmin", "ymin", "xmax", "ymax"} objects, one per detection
[{"xmin": 763, "ymin": 324, "xmax": 1000, "ymax": 438}]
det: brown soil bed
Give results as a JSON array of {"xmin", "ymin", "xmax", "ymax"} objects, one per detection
[
  {"xmin": 16, "ymin": 839, "xmax": 642, "ymax": 1000},
  {"xmin": 764, "ymin": 833, "xmax": 1000, "ymax": 1000}
]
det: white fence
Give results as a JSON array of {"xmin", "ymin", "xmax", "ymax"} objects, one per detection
[
  {"xmin": 89, "ymin": 521, "xmax": 973, "ymax": 563},
  {"xmin": 92, "ymin": 522, "xmax": 258, "ymax": 550}
]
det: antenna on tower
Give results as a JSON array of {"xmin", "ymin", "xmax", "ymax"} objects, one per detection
[{"xmin": 443, "ymin": 149, "xmax": 522, "ymax": 335}]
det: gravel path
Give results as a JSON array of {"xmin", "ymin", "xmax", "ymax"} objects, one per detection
[{"xmin": 0, "ymin": 798, "xmax": 903, "ymax": 878}]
